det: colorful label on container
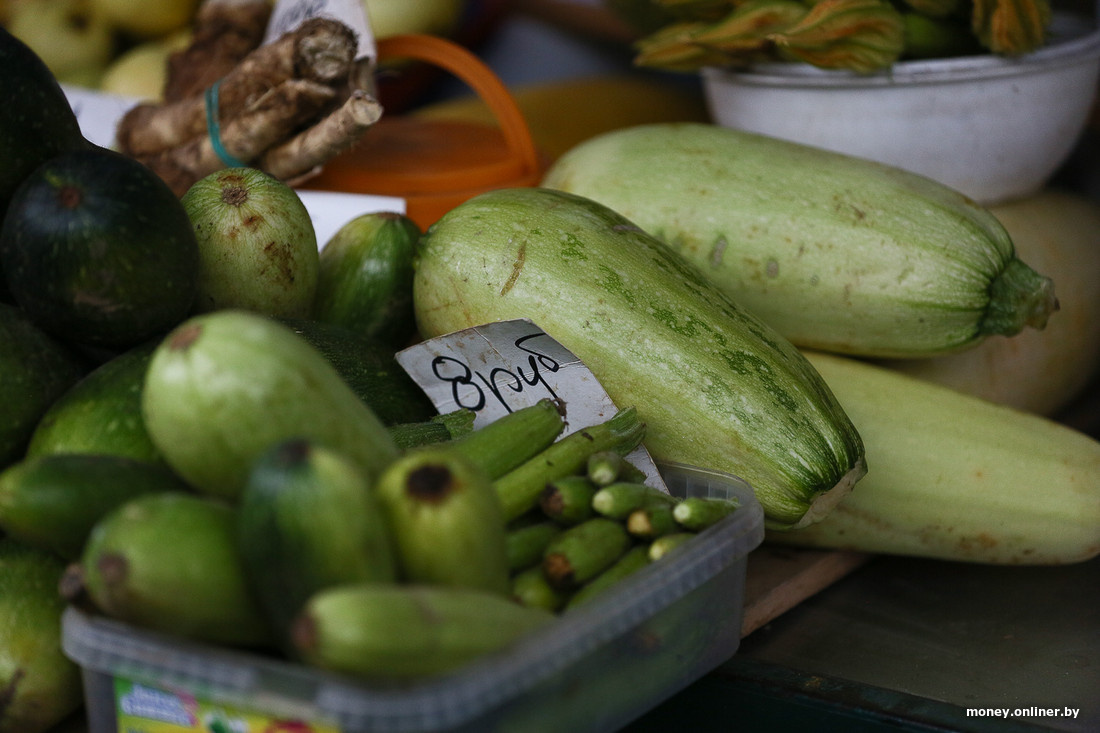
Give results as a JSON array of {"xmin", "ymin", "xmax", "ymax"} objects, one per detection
[{"xmin": 112, "ymin": 678, "xmax": 340, "ymax": 733}]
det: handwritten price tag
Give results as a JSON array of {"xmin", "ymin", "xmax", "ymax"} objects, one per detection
[{"xmin": 396, "ymin": 319, "xmax": 667, "ymax": 490}]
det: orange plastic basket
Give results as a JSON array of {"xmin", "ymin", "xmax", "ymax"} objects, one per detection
[{"xmin": 302, "ymin": 34, "xmax": 544, "ymax": 230}]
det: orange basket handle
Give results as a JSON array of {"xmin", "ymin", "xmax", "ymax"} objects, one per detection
[{"xmin": 376, "ymin": 34, "xmax": 542, "ymax": 177}]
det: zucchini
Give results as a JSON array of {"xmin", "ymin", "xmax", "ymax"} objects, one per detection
[
  {"xmin": 0, "ymin": 537, "xmax": 83, "ymax": 733},
  {"xmin": 591, "ymin": 481, "xmax": 678, "ymax": 520},
  {"xmin": 541, "ymin": 517, "xmax": 631, "ymax": 590},
  {"xmin": 505, "ymin": 518, "xmax": 563, "ymax": 572},
  {"xmin": 541, "ymin": 123, "xmax": 1057, "ymax": 358},
  {"xmin": 64, "ymin": 492, "xmax": 271, "ymax": 646},
  {"xmin": 374, "ymin": 447, "xmax": 511, "ymax": 595},
  {"xmin": 647, "ymin": 532, "xmax": 695, "ymax": 561},
  {"xmin": 281, "ymin": 317, "xmax": 437, "ymax": 426},
  {"xmin": 564, "ymin": 545, "xmax": 651, "ymax": 610},
  {"xmin": 313, "ymin": 211, "xmax": 421, "ymax": 348},
  {"xmin": 413, "ymin": 187, "xmax": 866, "ymax": 530},
  {"xmin": 539, "ymin": 475, "xmax": 598, "ymax": 525},
  {"xmin": 875, "ymin": 190, "xmax": 1100, "ymax": 416},
  {"xmin": 26, "ymin": 340, "xmax": 162, "ymax": 465},
  {"xmin": 292, "ymin": 583, "xmax": 555, "ymax": 680},
  {"xmin": 0, "ymin": 25, "xmax": 89, "ymax": 221},
  {"xmin": 626, "ymin": 502, "xmax": 679, "ymax": 540},
  {"xmin": 237, "ymin": 438, "xmax": 398, "ymax": 642},
  {"xmin": 141, "ymin": 310, "xmax": 400, "ymax": 501},
  {"xmin": 0, "ymin": 453, "xmax": 189, "ymax": 561},
  {"xmin": 769, "ymin": 352, "xmax": 1100, "ymax": 564},
  {"xmin": 181, "ymin": 167, "xmax": 318, "ymax": 319},
  {"xmin": 511, "ymin": 564, "xmax": 570, "ymax": 612},
  {"xmin": 0, "ymin": 303, "xmax": 85, "ymax": 468},
  {"xmin": 586, "ymin": 450, "xmax": 642, "ymax": 486},
  {"xmin": 0, "ymin": 146, "xmax": 200, "ymax": 350},
  {"xmin": 442, "ymin": 397, "xmax": 566, "ymax": 480},
  {"xmin": 386, "ymin": 409, "xmax": 476, "ymax": 450},
  {"xmin": 492, "ymin": 406, "xmax": 646, "ymax": 522},
  {"xmin": 673, "ymin": 496, "xmax": 740, "ymax": 531}
]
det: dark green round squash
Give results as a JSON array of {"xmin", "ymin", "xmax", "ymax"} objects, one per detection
[
  {"xmin": 0, "ymin": 303, "xmax": 85, "ymax": 468},
  {"xmin": 0, "ymin": 26, "xmax": 91, "ymax": 302},
  {"xmin": 0, "ymin": 147, "xmax": 200, "ymax": 348},
  {"xmin": 0, "ymin": 26, "xmax": 89, "ymax": 218}
]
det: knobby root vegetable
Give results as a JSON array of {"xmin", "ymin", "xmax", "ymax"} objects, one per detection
[
  {"xmin": 163, "ymin": 0, "xmax": 274, "ymax": 103},
  {"xmin": 135, "ymin": 80, "xmax": 338, "ymax": 196}
]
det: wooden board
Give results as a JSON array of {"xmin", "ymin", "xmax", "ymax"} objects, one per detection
[{"xmin": 741, "ymin": 547, "xmax": 872, "ymax": 637}]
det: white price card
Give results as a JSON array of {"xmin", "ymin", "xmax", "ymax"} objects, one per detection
[
  {"xmin": 62, "ymin": 85, "xmax": 139, "ymax": 150},
  {"xmin": 396, "ymin": 319, "xmax": 668, "ymax": 491},
  {"xmin": 296, "ymin": 190, "xmax": 404, "ymax": 247}
]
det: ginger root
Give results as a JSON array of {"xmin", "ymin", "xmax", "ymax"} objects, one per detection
[
  {"xmin": 116, "ymin": 14, "xmax": 381, "ymax": 196},
  {"xmin": 259, "ymin": 89, "xmax": 384, "ymax": 183},
  {"xmin": 163, "ymin": 0, "xmax": 274, "ymax": 102}
]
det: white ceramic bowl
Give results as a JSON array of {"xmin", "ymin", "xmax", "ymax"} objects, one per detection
[{"xmin": 701, "ymin": 12, "xmax": 1100, "ymax": 204}]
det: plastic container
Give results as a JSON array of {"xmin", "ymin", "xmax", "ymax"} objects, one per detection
[
  {"xmin": 701, "ymin": 11, "xmax": 1100, "ymax": 204},
  {"xmin": 62, "ymin": 462, "xmax": 765, "ymax": 733},
  {"xmin": 302, "ymin": 34, "xmax": 545, "ymax": 230}
]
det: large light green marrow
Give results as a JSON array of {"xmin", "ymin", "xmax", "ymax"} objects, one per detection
[
  {"xmin": 541, "ymin": 123, "xmax": 1057, "ymax": 358},
  {"xmin": 771, "ymin": 351, "xmax": 1100, "ymax": 564},
  {"xmin": 412, "ymin": 187, "xmax": 865, "ymax": 530}
]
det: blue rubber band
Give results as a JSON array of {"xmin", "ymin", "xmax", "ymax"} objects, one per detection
[{"xmin": 204, "ymin": 80, "xmax": 248, "ymax": 168}]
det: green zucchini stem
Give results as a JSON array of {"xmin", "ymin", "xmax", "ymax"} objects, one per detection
[
  {"xmin": 981, "ymin": 258, "xmax": 1058, "ymax": 337},
  {"xmin": 780, "ymin": 456, "xmax": 867, "ymax": 531}
]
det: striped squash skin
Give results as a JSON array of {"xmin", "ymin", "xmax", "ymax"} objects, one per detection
[
  {"xmin": 876, "ymin": 191, "xmax": 1100, "ymax": 416},
  {"xmin": 412, "ymin": 187, "xmax": 865, "ymax": 530},
  {"xmin": 541, "ymin": 123, "xmax": 1056, "ymax": 358}
]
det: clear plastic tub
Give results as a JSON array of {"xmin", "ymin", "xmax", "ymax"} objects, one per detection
[{"xmin": 62, "ymin": 462, "xmax": 764, "ymax": 733}]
